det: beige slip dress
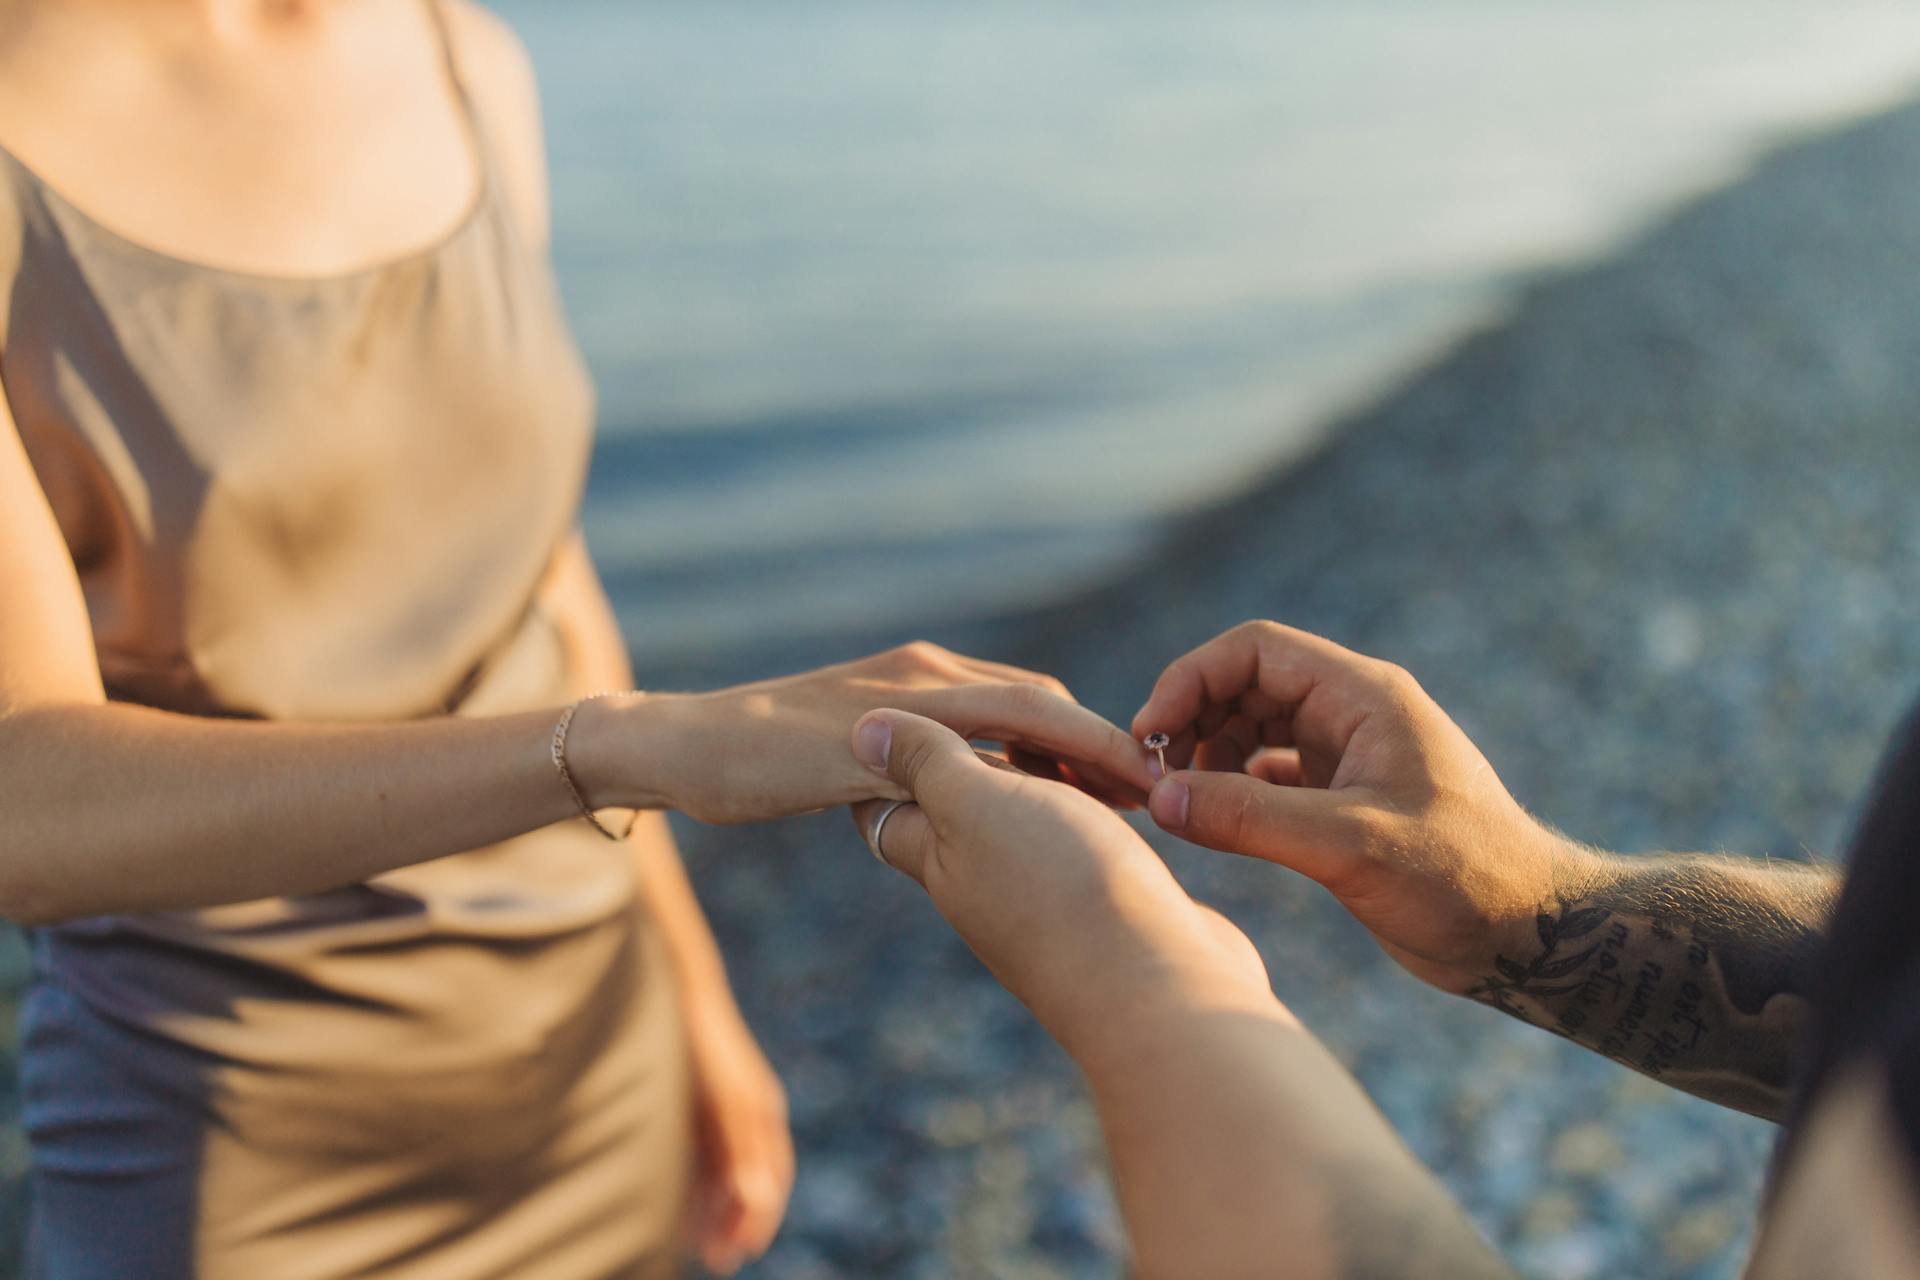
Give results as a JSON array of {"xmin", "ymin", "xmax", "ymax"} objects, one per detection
[{"xmin": 0, "ymin": 12, "xmax": 692, "ymax": 1279}]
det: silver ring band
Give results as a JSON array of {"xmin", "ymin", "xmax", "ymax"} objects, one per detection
[{"xmin": 863, "ymin": 800, "xmax": 911, "ymax": 865}]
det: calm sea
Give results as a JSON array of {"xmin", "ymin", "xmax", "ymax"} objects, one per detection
[{"xmin": 494, "ymin": 0, "xmax": 1920, "ymax": 676}]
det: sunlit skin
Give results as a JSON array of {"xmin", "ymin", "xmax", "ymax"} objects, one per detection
[
  {"xmin": 1131, "ymin": 621, "xmax": 1835, "ymax": 1120},
  {"xmin": 852, "ymin": 708, "xmax": 1510, "ymax": 1280},
  {"xmin": 0, "ymin": 1, "xmax": 1151, "ymax": 1272},
  {"xmin": 850, "ymin": 623, "xmax": 1920, "ymax": 1277}
]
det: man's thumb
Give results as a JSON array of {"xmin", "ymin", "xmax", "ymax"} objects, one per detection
[
  {"xmin": 852, "ymin": 708, "xmax": 977, "ymax": 804},
  {"xmin": 1149, "ymin": 770, "xmax": 1360, "ymax": 884}
]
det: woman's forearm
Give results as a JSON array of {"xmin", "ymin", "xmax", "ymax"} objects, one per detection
[
  {"xmin": 0, "ymin": 507, "xmax": 1136, "ymax": 926},
  {"xmin": 0, "ymin": 695, "xmax": 670, "ymax": 925}
]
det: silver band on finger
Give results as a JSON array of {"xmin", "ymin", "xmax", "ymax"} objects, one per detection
[{"xmin": 863, "ymin": 800, "xmax": 911, "ymax": 866}]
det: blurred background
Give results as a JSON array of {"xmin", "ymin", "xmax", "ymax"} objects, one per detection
[{"xmin": 9, "ymin": 1, "xmax": 1920, "ymax": 1276}]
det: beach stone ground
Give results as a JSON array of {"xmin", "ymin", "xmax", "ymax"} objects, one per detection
[
  {"xmin": 3, "ymin": 96, "xmax": 1919, "ymax": 1280},
  {"xmin": 665, "ymin": 97, "xmax": 1920, "ymax": 1278}
]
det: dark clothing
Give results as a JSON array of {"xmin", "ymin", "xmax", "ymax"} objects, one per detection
[{"xmin": 1782, "ymin": 700, "xmax": 1920, "ymax": 1179}]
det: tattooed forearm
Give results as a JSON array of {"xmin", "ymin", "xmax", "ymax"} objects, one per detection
[{"xmin": 1466, "ymin": 852, "xmax": 1838, "ymax": 1120}]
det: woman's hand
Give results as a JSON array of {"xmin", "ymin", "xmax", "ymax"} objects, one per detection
[
  {"xmin": 573, "ymin": 643, "xmax": 1155, "ymax": 826},
  {"xmin": 680, "ymin": 988, "xmax": 793, "ymax": 1276},
  {"xmin": 1131, "ymin": 620, "xmax": 1584, "ymax": 997},
  {"xmin": 846, "ymin": 708, "xmax": 1269, "ymax": 1055}
]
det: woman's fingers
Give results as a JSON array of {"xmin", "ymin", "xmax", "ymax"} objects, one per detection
[
  {"xmin": 692, "ymin": 1133, "xmax": 754, "ymax": 1274},
  {"xmin": 950, "ymin": 654, "xmax": 1076, "ymax": 703},
  {"xmin": 1039, "ymin": 755, "xmax": 1145, "ymax": 809},
  {"xmin": 1002, "ymin": 750, "xmax": 1142, "ymax": 810},
  {"xmin": 1006, "ymin": 746, "xmax": 1065, "ymax": 784},
  {"xmin": 869, "ymin": 644, "xmax": 1148, "ymax": 801},
  {"xmin": 910, "ymin": 683, "xmax": 1154, "ymax": 794},
  {"xmin": 687, "ymin": 1059, "xmax": 792, "ymax": 1275},
  {"xmin": 699, "ymin": 1192, "xmax": 749, "ymax": 1275},
  {"xmin": 884, "ymin": 641, "xmax": 1076, "ymax": 704},
  {"xmin": 729, "ymin": 1163, "xmax": 787, "ymax": 1265},
  {"xmin": 731, "ymin": 1099, "xmax": 792, "ymax": 1265}
]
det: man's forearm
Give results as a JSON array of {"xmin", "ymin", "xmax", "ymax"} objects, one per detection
[
  {"xmin": 1079, "ymin": 996, "xmax": 1516, "ymax": 1280},
  {"xmin": 1465, "ymin": 846, "xmax": 1837, "ymax": 1120}
]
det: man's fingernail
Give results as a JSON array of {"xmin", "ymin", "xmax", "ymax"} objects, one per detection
[
  {"xmin": 1149, "ymin": 778, "xmax": 1189, "ymax": 830},
  {"xmin": 854, "ymin": 717, "xmax": 893, "ymax": 772}
]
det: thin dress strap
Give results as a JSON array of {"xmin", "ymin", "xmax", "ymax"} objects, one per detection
[{"xmin": 418, "ymin": 0, "xmax": 495, "ymax": 170}]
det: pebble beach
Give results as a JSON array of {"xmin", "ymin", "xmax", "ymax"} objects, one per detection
[{"xmin": 662, "ymin": 97, "xmax": 1920, "ymax": 1278}]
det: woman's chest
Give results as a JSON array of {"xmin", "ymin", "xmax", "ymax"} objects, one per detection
[
  {"xmin": 0, "ymin": 6, "xmax": 479, "ymax": 279},
  {"xmin": 4, "ymin": 225, "xmax": 597, "ymax": 717}
]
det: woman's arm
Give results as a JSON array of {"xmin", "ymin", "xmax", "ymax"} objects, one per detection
[
  {"xmin": 0, "ymin": 397, "xmax": 595, "ymax": 921},
  {"xmin": 0, "ymin": 385, "xmax": 1148, "ymax": 925},
  {"xmin": 1133, "ymin": 621, "xmax": 1835, "ymax": 1120},
  {"xmin": 848, "ymin": 709, "xmax": 1514, "ymax": 1279}
]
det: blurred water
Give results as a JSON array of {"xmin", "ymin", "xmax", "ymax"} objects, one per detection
[{"xmin": 496, "ymin": 0, "xmax": 1920, "ymax": 672}]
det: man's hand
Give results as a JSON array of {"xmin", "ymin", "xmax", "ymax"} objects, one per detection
[
  {"xmin": 847, "ymin": 706, "xmax": 1514, "ymax": 1280},
  {"xmin": 1132, "ymin": 621, "xmax": 1836, "ymax": 1119},
  {"xmin": 847, "ymin": 708, "xmax": 1270, "ymax": 1058},
  {"xmin": 1132, "ymin": 619, "xmax": 1573, "ymax": 996}
]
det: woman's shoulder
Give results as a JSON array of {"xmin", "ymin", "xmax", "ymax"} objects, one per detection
[
  {"xmin": 436, "ymin": 0, "xmax": 551, "ymax": 249},
  {"xmin": 438, "ymin": 1, "xmax": 538, "ymax": 102}
]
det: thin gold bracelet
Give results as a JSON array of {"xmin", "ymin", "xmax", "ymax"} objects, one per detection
[{"xmin": 550, "ymin": 692, "xmax": 640, "ymax": 842}]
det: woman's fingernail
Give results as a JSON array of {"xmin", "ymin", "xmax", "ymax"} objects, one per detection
[
  {"xmin": 1149, "ymin": 778, "xmax": 1189, "ymax": 830},
  {"xmin": 854, "ymin": 717, "xmax": 893, "ymax": 772}
]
